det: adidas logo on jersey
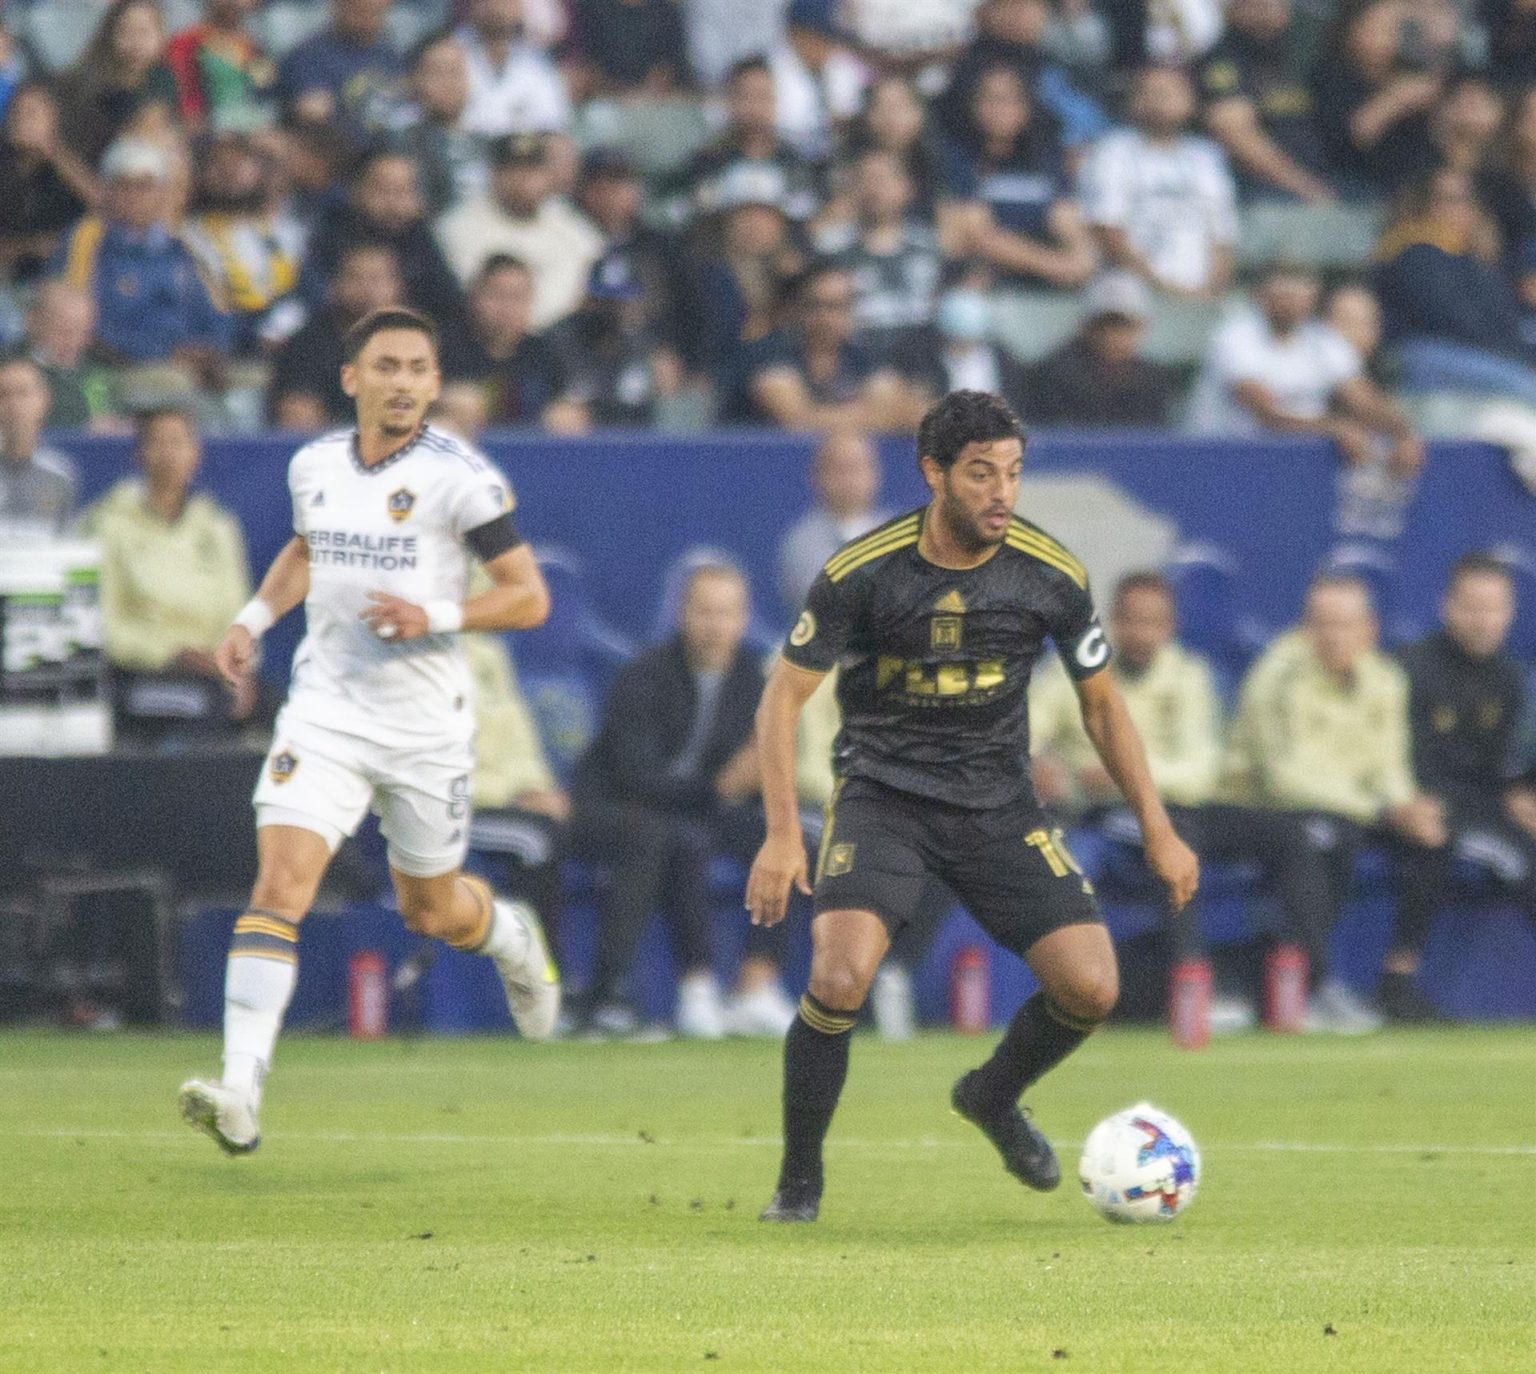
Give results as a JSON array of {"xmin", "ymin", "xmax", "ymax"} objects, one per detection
[{"xmin": 310, "ymin": 490, "xmax": 325, "ymax": 506}]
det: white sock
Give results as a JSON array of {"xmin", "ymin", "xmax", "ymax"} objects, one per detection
[
  {"xmin": 221, "ymin": 911, "xmax": 300, "ymax": 1107},
  {"xmin": 476, "ymin": 897, "xmax": 532, "ymax": 966}
]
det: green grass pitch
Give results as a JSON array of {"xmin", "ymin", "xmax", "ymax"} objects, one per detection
[{"xmin": 3, "ymin": 1026, "xmax": 1533, "ymax": 1372}]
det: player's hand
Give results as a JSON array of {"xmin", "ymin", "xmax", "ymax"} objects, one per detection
[
  {"xmin": 745, "ymin": 831, "xmax": 811, "ymax": 928},
  {"xmin": 214, "ymin": 624, "xmax": 257, "ymax": 688},
  {"xmin": 1145, "ymin": 825, "xmax": 1199, "ymax": 914},
  {"xmin": 360, "ymin": 591, "xmax": 429, "ymax": 641}
]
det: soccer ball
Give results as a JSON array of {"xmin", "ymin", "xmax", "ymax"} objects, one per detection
[{"xmin": 1078, "ymin": 1103, "xmax": 1201, "ymax": 1224}]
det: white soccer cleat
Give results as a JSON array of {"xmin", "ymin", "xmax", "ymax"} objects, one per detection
[
  {"xmin": 491, "ymin": 898, "xmax": 562, "ymax": 1041},
  {"xmin": 178, "ymin": 1079, "xmax": 260, "ymax": 1155},
  {"xmin": 675, "ymin": 971, "xmax": 727, "ymax": 1039},
  {"xmin": 723, "ymin": 981, "xmax": 797, "ymax": 1038}
]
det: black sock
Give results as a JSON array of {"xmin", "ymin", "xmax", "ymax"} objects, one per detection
[
  {"xmin": 968, "ymin": 992, "xmax": 1100, "ymax": 1115},
  {"xmin": 777, "ymin": 993, "xmax": 856, "ymax": 1193}
]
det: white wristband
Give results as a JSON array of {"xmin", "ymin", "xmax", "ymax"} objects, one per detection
[
  {"xmin": 232, "ymin": 598, "xmax": 275, "ymax": 639},
  {"xmin": 423, "ymin": 599, "xmax": 464, "ymax": 635}
]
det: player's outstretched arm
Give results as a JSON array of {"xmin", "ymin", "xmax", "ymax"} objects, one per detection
[
  {"xmin": 745, "ymin": 657, "xmax": 826, "ymax": 928},
  {"xmin": 1074, "ymin": 669, "xmax": 1200, "ymax": 913},
  {"xmin": 216, "ymin": 535, "xmax": 310, "ymax": 687}
]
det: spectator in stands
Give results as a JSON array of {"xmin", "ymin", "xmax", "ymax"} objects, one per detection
[
  {"xmin": 816, "ymin": 149, "xmax": 945, "ymax": 376},
  {"xmin": 937, "ymin": 0, "xmax": 1109, "ymax": 159},
  {"xmin": 566, "ymin": 0, "xmax": 687, "ymax": 97},
  {"xmin": 839, "ymin": 75, "xmax": 948, "ymax": 222},
  {"xmin": 1197, "ymin": 0, "xmax": 1334, "ymax": 203},
  {"xmin": 274, "ymin": 0, "xmax": 400, "ymax": 134},
  {"xmin": 55, "ymin": 0, "xmax": 177, "ymax": 168},
  {"xmin": 181, "ymin": 131, "xmax": 301, "ymax": 357},
  {"xmin": 464, "ymin": 591, "xmax": 569, "ymax": 954},
  {"xmin": 300, "ymin": 148, "xmax": 467, "ymax": 330},
  {"xmin": 679, "ymin": 162, "xmax": 806, "ymax": 384},
  {"xmin": 1486, "ymin": 0, "xmax": 1536, "ymax": 93},
  {"xmin": 165, "ymin": 0, "xmax": 273, "ymax": 131},
  {"xmin": 1423, "ymin": 72, "xmax": 1505, "ymax": 178},
  {"xmin": 1031, "ymin": 570, "xmax": 1337, "ymax": 1033},
  {"xmin": 1373, "ymin": 167, "xmax": 1536, "ymax": 403},
  {"xmin": 570, "ymin": 562, "xmax": 799, "ymax": 1039},
  {"xmin": 1377, "ymin": 553, "xmax": 1536, "ymax": 1018},
  {"xmin": 547, "ymin": 254, "xmax": 677, "ymax": 429},
  {"xmin": 23, "ymin": 281, "xmax": 120, "ymax": 430},
  {"xmin": 776, "ymin": 428, "xmax": 890, "ymax": 613},
  {"xmin": 268, "ymin": 242, "xmax": 402, "ymax": 428},
  {"xmin": 455, "ymin": 0, "xmax": 570, "ymax": 137},
  {"xmin": 912, "ymin": 278, "xmax": 1029, "ymax": 416},
  {"xmin": 1311, "ymin": 0, "xmax": 1448, "ymax": 196},
  {"xmin": 1081, "ymin": 64, "xmax": 1238, "ymax": 299},
  {"xmin": 388, "ymin": 30, "xmax": 489, "ymax": 219},
  {"xmin": 440, "ymin": 253, "xmax": 583, "ymax": 430},
  {"xmin": 1021, "ymin": 269, "xmax": 1181, "ymax": 426},
  {"xmin": 1481, "ymin": 87, "xmax": 1536, "ymax": 284},
  {"xmin": 665, "ymin": 56, "xmax": 823, "ymax": 228},
  {"xmin": 1188, "ymin": 262, "xmax": 1423, "ymax": 477},
  {"xmin": 682, "ymin": 0, "xmax": 793, "ymax": 89},
  {"xmin": 437, "ymin": 132, "xmax": 604, "ymax": 331},
  {"xmin": 0, "ymin": 81, "xmax": 98, "ymax": 286},
  {"xmin": 576, "ymin": 150, "xmax": 677, "ymax": 346},
  {"xmin": 941, "ymin": 63, "xmax": 1098, "ymax": 290},
  {"xmin": 1324, "ymin": 279, "xmax": 1390, "ymax": 382},
  {"xmin": 768, "ymin": 0, "xmax": 867, "ymax": 160},
  {"xmin": 81, "ymin": 407, "xmax": 257, "ymax": 742},
  {"xmin": 0, "ymin": 355, "xmax": 76, "ymax": 537},
  {"xmin": 1219, "ymin": 572, "xmax": 1447, "ymax": 1033},
  {"xmin": 729, "ymin": 261, "xmax": 929, "ymax": 431},
  {"xmin": 50, "ymin": 138, "xmax": 230, "ymax": 391}
]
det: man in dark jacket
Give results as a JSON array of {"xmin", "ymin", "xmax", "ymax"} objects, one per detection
[
  {"xmin": 570, "ymin": 562, "xmax": 799, "ymax": 1038},
  {"xmin": 1384, "ymin": 554, "xmax": 1536, "ymax": 1019}
]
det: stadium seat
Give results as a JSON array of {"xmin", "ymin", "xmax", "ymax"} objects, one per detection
[
  {"xmin": 1142, "ymin": 294, "xmax": 1243, "ymax": 366},
  {"xmin": 1235, "ymin": 199, "xmax": 1385, "ymax": 272},
  {"xmin": 514, "ymin": 547, "xmax": 636, "ymax": 782},
  {"xmin": 989, "ymin": 291, "xmax": 1082, "ymax": 364},
  {"xmin": 1163, "ymin": 542, "xmax": 1270, "ymax": 689},
  {"xmin": 651, "ymin": 545, "xmax": 782, "ymax": 656},
  {"xmin": 575, "ymin": 98, "xmax": 714, "ymax": 183}
]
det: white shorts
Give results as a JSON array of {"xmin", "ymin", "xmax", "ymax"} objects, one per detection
[{"xmin": 253, "ymin": 712, "xmax": 473, "ymax": 878}]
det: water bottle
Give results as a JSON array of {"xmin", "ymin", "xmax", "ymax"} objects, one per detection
[
  {"xmin": 1263, "ymin": 943, "xmax": 1309, "ymax": 1033},
  {"xmin": 348, "ymin": 951, "xmax": 388, "ymax": 1039},
  {"xmin": 949, "ymin": 945, "xmax": 989, "ymax": 1033},
  {"xmin": 1168, "ymin": 958, "xmax": 1212, "ymax": 1050}
]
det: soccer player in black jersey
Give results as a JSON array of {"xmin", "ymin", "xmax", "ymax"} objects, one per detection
[{"xmin": 746, "ymin": 391, "xmax": 1200, "ymax": 1221}]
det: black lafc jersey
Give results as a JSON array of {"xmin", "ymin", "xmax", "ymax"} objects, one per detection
[{"xmin": 783, "ymin": 506, "xmax": 1110, "ymax": 809}]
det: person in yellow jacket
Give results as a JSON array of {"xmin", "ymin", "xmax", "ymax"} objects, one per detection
[
  {"xmin": 1032, "ymin": 571, "xmax": 1339, "ymax": 1033},
  {"xmin": 1220, "ymin": 572, "xmax": 1448, "ymax": 1031},
  {"xmin": 462, "ymin": 622, "xmax": 570, "ymax": 964},
  {"xmin": 80, "ymin": 407, "xmax": 256, "ymax": 741}
]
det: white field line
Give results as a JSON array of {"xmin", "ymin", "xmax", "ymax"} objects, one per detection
[{"xmin": 2, "ymin": 1127, "xmax": 1533, "ymax": 1156}]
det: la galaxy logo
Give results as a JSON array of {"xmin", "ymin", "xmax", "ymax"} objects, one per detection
[
  {"xmin": 931, "ymin": 588, "xmax": 965, "ymax": 650},
  {"xmin": 387, "ymin": 487, "xmax": 417, "ymax": 523},
  {"xmin": 269, "ymin": 749, "xmax": 298, "ymax": 785}
]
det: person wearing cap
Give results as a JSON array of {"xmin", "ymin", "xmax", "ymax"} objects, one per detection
[
  {"xmin": 436, "ymin": 131, "xmax": 604, "ymax": 331},
  {"xmin": 664, "ymin": 55, "xmax": 823, "ymax": 230},
  {"xmin": 767, "ymin": 0, "xmax": 867, "ymax": 160},
  {"xmin": 389, "ymin": 29, "xmax": 490, "ymax": 219},
  {"xmin": 49, "ymin": 137, "xmax": 231, "ymax": 382},
  {"xmin": 455, "ymin": 0, "xmax": 571, "ymax": 138},
  {"xmin": 1021, "ymin": 271, "xmax": 1182, "ymax": 427},
  {"xmin": 546, "ymin": 251, "xmax": 677, "ymax": 428},
  {"xmin": 1186, "ymin": 261, "xmax": 1422, "ymax": 478}
]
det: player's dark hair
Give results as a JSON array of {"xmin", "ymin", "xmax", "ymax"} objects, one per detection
[
  {"xmin": 916, "ymin": 390, "xmax": 1025, "ymax": 471},
  {"xmin": 132, "ymin": 405, "xmax": 197, "ymax": 453},
  {"xmin": 1113, "ymin": 570, "xmax": 1173, "ymax": 606},
  {"xmin": 343, "ymin": 307, "xmax": 439, "ymax": 362},
  {"xmin": 1447, "ymin": 551, "xmax": 1513, "ymax": 590}
]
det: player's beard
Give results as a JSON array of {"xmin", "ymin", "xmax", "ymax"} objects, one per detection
[{"xmin": 938, "ymin": 493, "xmax": 1007, "ymax": 555}]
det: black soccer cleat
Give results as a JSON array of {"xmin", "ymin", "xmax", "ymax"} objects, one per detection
[
  {"xmin": 951, "ymin": 1071, "xmax": 1061, "ymax": 1192},
  {"xmin": 759, "ymin": 1179, "xmax": 822, "ymax": 1223}
]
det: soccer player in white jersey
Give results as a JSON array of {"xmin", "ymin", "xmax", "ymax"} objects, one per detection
[{"xmin": 178, "ymin": 307, "xmax": 560, "ymax": 1155}]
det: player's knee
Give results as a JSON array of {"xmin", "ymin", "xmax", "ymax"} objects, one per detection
[
  {"xmin": 1057, "ymin": 966, "xmax": 1119, "ymax": 1024},
  {"xmin": 808, "ymin": 960, "xmax": 874, "ymax": 1013},
  {"xmin": 249, "ymin": 868, "xmax": 315, "ymax": 920}
]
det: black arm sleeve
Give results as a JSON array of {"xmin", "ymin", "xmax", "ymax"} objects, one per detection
[
  {"xmin": 465, "ymin": 513, "xmax": 523, "ymax": 562},
  {"xmin": 782, "ymin": 570, "xmax": 857, "ymax": 674}
]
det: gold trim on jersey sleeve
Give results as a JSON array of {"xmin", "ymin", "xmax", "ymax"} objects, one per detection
[
  {"xmin": 1006, "ymin": 521, "xmax": 1088, "ymax": 588},
  {"xmin": 823, "ymin": 515, "xmax": 921, "ymax": 581}
]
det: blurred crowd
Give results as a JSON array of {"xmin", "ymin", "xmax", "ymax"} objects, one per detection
[{"xmin": 4, "ymin": 0, "xmax": 1536, "ymax": 449}]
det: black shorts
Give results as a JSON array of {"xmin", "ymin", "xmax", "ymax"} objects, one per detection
[{"xmin": 812, "ymin": 776, "xmax": 1102, "ymax": 958}]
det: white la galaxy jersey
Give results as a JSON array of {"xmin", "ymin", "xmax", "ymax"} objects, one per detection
[{"xmin": 284, "ymin": 424, "xmax": 518, "ymax": 746}]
